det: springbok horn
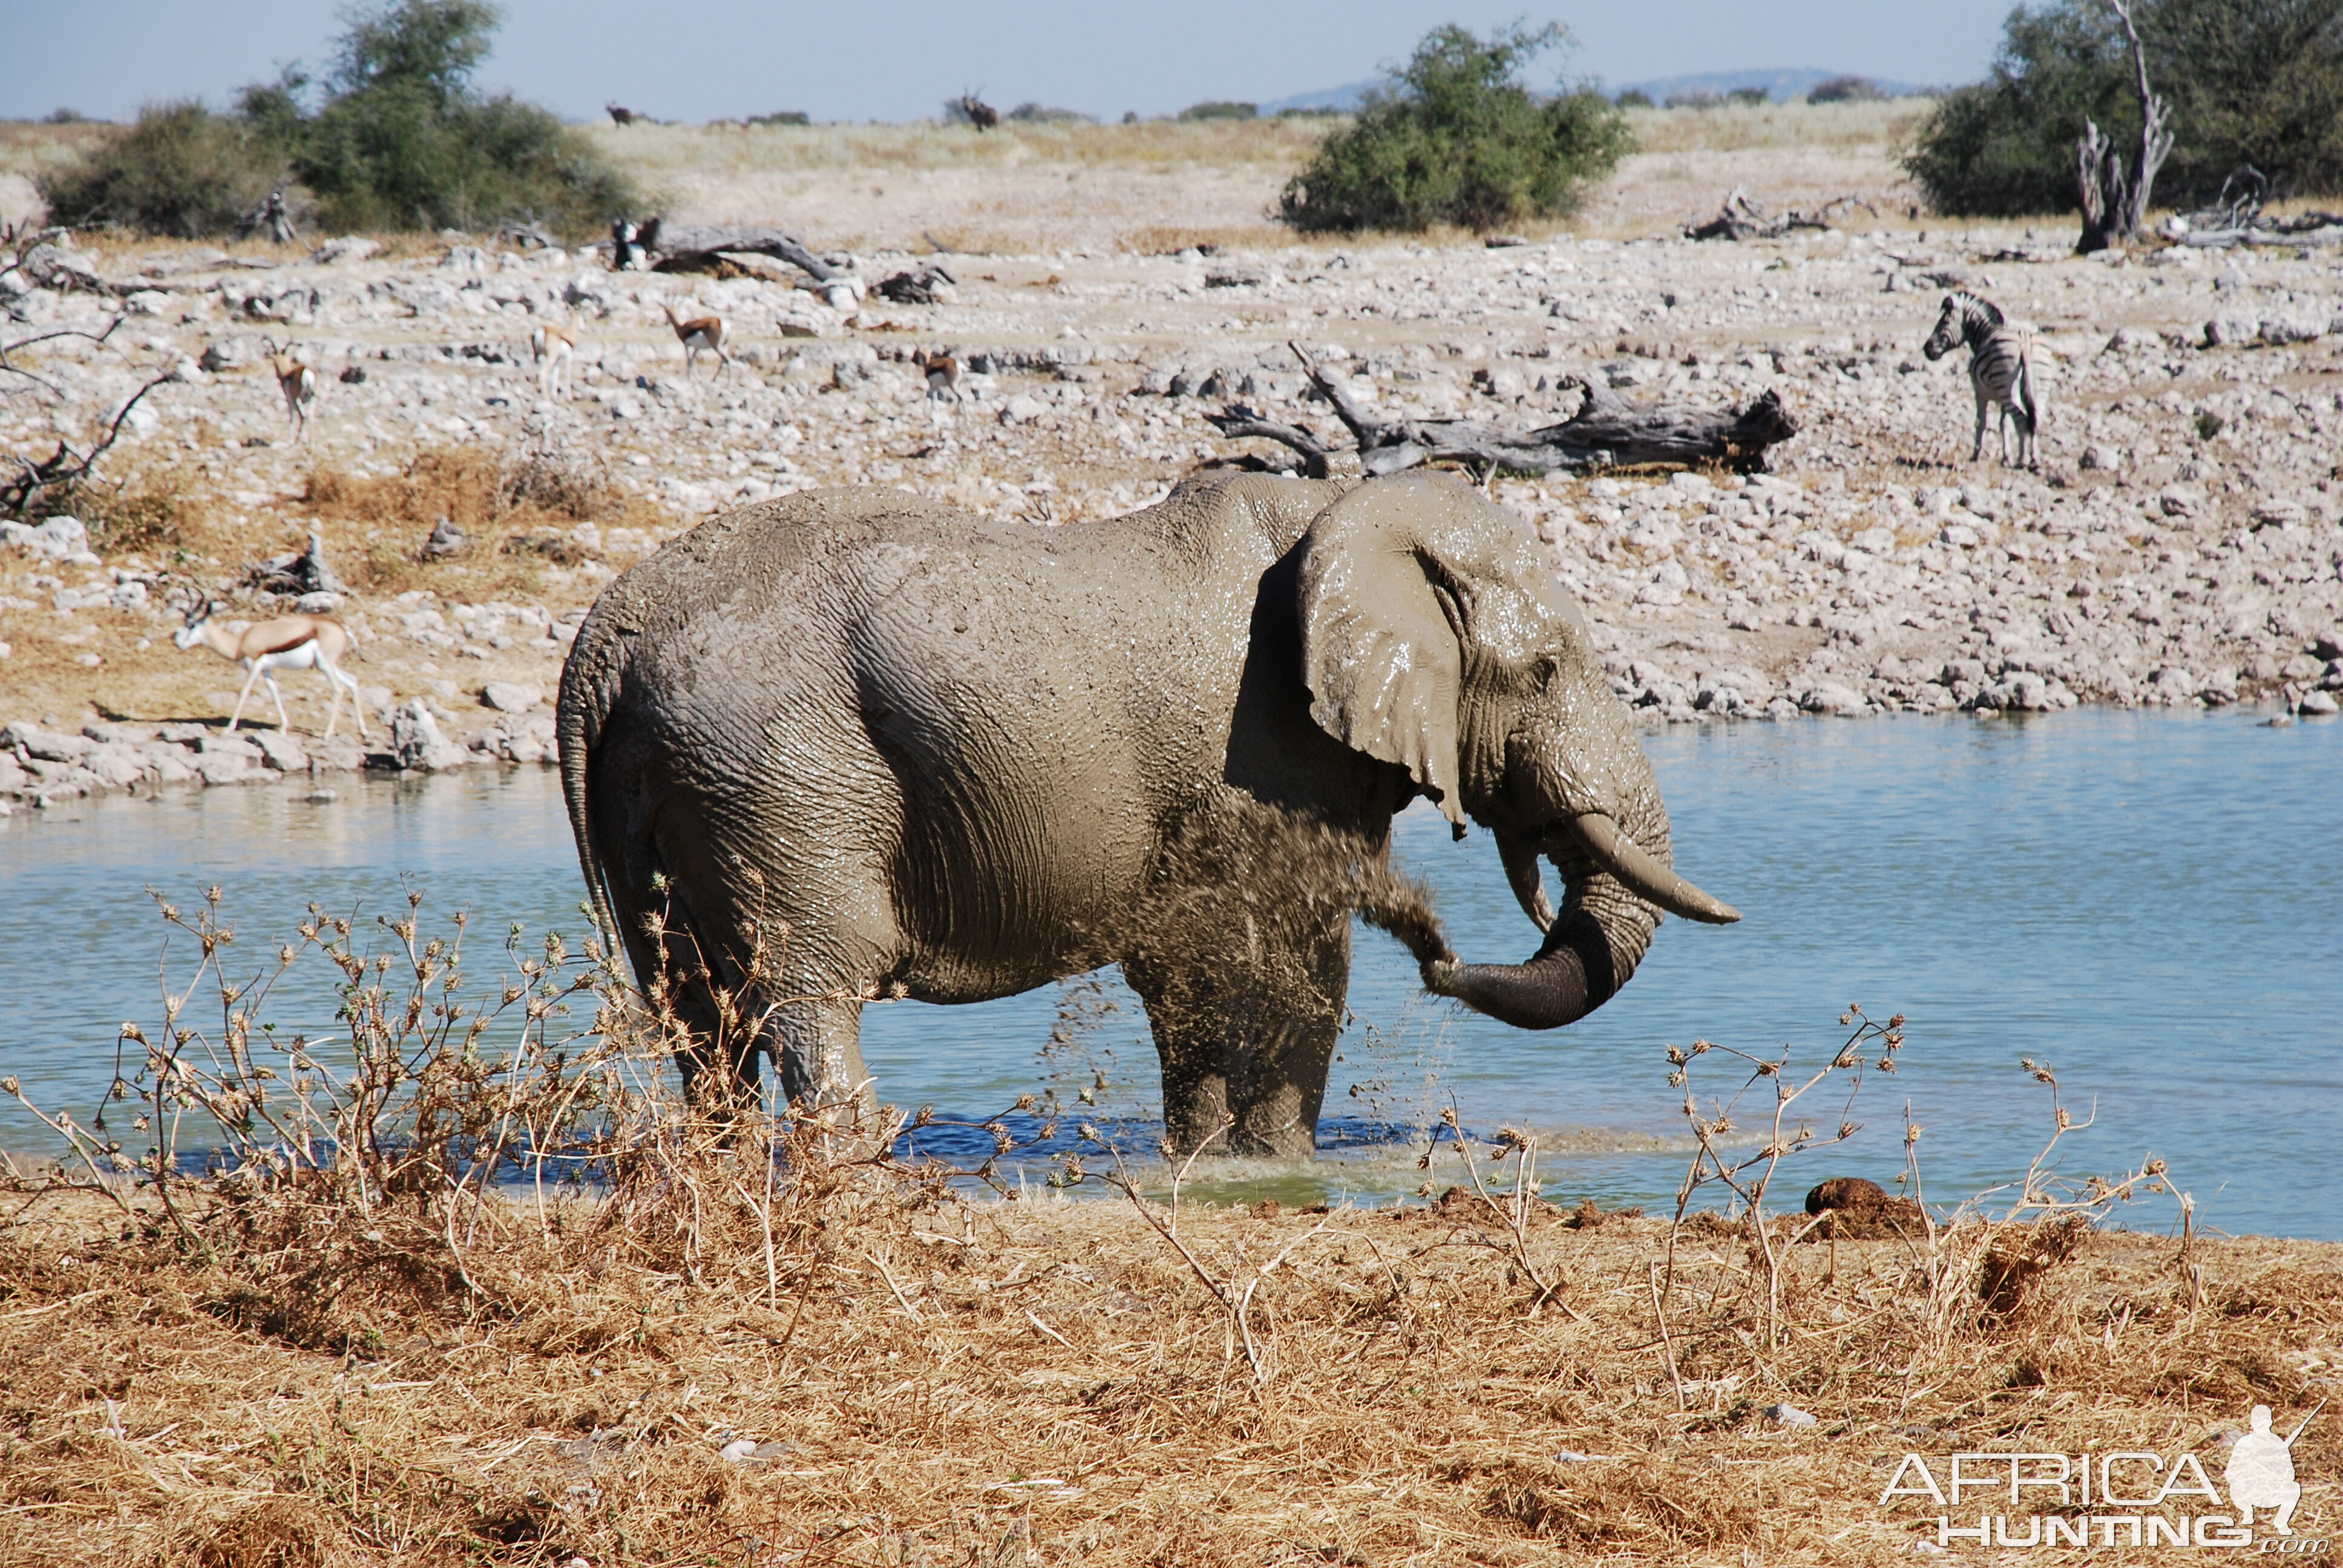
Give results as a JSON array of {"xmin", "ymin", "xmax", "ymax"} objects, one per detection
[
  {"xmin": 1572, "ymin": 812, "xmax": 1741, "ymax": 925},
  {"xmin": 1495, "ymin": 828, "xmax": 1555, "ymax": 932}
]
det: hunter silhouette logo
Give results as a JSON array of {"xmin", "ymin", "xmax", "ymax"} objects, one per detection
[
  {"xmin": 2229, "ymin": 1404, "xmax": 2314, "ymax": 1536},
  {"xmin": 1878, "ymin": 1400, "xmax": 2326, "ymax": 1550}
]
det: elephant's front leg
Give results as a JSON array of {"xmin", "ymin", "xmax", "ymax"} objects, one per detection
[
  {"xmin": 768, "ymin": 994, "xmax": 871, "ymax": 1109},
  {"xmin": 1126, "ymin": 906, "xmax": 1351, "ymax": 1159}
]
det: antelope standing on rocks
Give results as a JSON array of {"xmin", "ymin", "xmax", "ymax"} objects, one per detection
[
  {"xmin": 913, "ymin": 348, "xmax": 960, "ymax": 402},
  {"xmin": 663, "ymin": 302, "xmax": 730, "ymax": 381},
  {"xmin": 264, "ymin": 341, "xmax": 317, "ymax": 442},
  {"xmin": 531, "ymin": 319, "xmax": 579, "ymax": 397},
  {"xmin": 174, "ymin": 601, "xmax": 368, "ymax": 740}
]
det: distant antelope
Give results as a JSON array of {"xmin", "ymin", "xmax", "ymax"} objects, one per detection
[
  {"xmin": 175, "ymin": 602, "xmax": 368, "ymax": 740},
  {"xmin": 662, "ymin": 301, "xmax": 730, "ymax": 381},
  {"xmin": 958, "ymin": 93, "xmax": 999, "ymax": 132},
  {"xmin": 913, "ymin": 348, "xmax": 961, "ymax": 402},
  {"xmin": 531, "ymin": 319, "xmax": 579, "ymax": 397},
  {"xmin": 263, "ymin": 339, "xmax": 316, "ymax": 442},
  {"xmin": 1923, "ymin": 290, "xmax": 2042, "ymax": 468},
  {"xmin": 607, "ymin": 102, "xmax": 638, "ymax": 126}
]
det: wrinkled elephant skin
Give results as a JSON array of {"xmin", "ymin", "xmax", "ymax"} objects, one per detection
[{"xmin": 558, "ymin": 471, "xmax": 1736, "ymax": 1157}]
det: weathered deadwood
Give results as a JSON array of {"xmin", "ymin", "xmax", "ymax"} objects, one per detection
[
  {"xmin": 874, "ymin": 263, "xmax": 957, "ymax": 304},
  {"xmin": 1210, "ymin": 343, "xmax": 1798, "ymax": 477},
  {"xmin": 1, "ymin": 365, "xmax": 171, "ymax": 515},
  {"xmin": 611, "ymin": 219, "xmax": 839, "ymax": 282},
  {"xmin": 1686, "ymin": 186, "xmax": 1878, "ymax": 241},
  {"xmin": 2075, "ymin": 0, "xmax": 2172, "ymax": 253}
]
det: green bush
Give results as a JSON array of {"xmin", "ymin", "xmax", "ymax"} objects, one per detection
[
  {"xmin": 34, "ymin": 0, "xmax": 639, "ymax": 238},
  {"xmin": 36, "ymin": 101, "xmax": 289, "ymax": 236},
  {"xmin": 1179, "ymin": 101, "xmax": 1259, "ymax": 122},
  {"xmin": 1279, "ymin": 23, "xmax": 1632, "ymax": 234},
  {"xmin": 1616, "ymin": 88, "xmax": 1654, "ymax": 108},
  {"xmin": 1807, "ymin": 76, "xmax": 1886, "ymax": 103},
  {"xmin": 1907, "ymin": 0, "xmax": 2343, "ymax": 216}
]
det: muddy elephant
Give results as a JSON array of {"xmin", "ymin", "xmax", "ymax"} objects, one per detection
[{"xmin": 557, "ymin": 470, "xmax": 1738, "ymax": 1156}]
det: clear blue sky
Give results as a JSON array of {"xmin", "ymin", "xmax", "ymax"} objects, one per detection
[{"xmin": 7, "ymin": 1, "xmax": 2011, "ymax": 124}]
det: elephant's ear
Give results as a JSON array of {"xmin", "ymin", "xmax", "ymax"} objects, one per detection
[{"xmin": 1296, "ymin": 475, "xmax": 1471, "ymax": 825}]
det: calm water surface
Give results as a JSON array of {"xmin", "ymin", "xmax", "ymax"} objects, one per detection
[{"xmin": 2, "ymin": 710, "xmax": 2336, "ymax": 1235}]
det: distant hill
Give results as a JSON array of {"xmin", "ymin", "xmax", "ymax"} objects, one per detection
[
  {"xmin": 1259, "ymin": 80, "xmax": 1376, "ymax": 116},
  {"xmin": 1612, "ymin": 68, "xmax": 1925, "ymax": 104}
]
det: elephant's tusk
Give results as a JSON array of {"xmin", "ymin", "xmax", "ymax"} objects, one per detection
[
  {"xmin": 1571, "ymin": 812, "xmax": 1742, "ymax": 925},
  {"xmin": 1495, "ymin": 828, "xmax": 1555, "ymax": 932}
]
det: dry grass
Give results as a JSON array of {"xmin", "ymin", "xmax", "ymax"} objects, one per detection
[
  {"xmin": 1, "ymin": 893, "xmax": 2335, "ymax": 1566},
  {"xmin": 0, "ymin": 439, "xmax": 672, "ymax": 731},
  {"xmin": 583, "ymin": 119, "xmax": 1332, "ymax": 178},
  {"xmin": 1622, "ymin": 99, "xmax": 1937, "ymax": 156}
]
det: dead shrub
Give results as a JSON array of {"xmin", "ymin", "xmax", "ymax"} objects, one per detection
[{"xmin": 1978, "ymin": 1212, "xmax": 2089, "ymax": 1316}]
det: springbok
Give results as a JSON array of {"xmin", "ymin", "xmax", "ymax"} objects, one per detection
[
  {"xmin": 263, "ymin": 339, "xmax": 317, "ymax": 442},
  {"xmin": 175, "ymin": 601, "xmax": 368, "ymax": 740},
  {"xmin": 913, "ymin": 348, "xmax": 961, "ymax": 402},
  {"xmin": 662, "ymin": 301, "xmax": 730, "ymax": 381},
  {"xmin": 531, "ymin": 319, "xmax": 579, "ymax": 397}
]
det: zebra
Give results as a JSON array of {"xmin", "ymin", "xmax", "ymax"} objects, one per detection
[{"xmin": 1923, "ymin": 291, "xmax": 2041, "ymax": 468}]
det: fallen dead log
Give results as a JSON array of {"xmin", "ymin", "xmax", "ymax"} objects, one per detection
[
  {"xmin": 1204, "ymin": 342, "xmax": 1797, "ymax": 478},
  {"xmin": 609, "ymin": 218, "xmax": 841, "ymax": 283},
  {"xmin": 1685, "ymin": 186, "xmax": 1877, "ymax": 241}
]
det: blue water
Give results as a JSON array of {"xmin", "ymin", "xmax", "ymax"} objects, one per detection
[{"xmin": 2, "ymin": 710, "xmax": 2336, "ymax": 1235}]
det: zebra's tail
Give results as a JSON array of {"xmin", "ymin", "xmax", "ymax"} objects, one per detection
[{"xmin": 2013, "ymin": 328, "xmax": 2041, "ymax": 432}]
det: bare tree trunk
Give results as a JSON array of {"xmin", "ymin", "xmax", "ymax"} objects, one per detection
[{"xmin": 2075, "ymin": 0, "xmax": 2174, "ymax": 254}]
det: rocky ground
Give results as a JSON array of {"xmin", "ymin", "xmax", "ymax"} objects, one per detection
[{"xmin": 4, "ymin": 130, "xmax": 2342, "ymax": 812}]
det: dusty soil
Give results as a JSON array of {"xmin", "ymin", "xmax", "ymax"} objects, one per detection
[{"xmin": 3, "ymin": 108, "xmax": 2339, "ymax": 810}]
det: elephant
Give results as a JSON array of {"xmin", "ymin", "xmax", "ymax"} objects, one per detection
[{"xmin": 557, "ymin": 469, "xmax": 1739, "ymax": 1157}]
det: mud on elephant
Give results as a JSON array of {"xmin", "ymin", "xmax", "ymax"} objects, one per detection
[{"xmin": 557, "ymin": 469, "xmax": 1738, "ymax": 1157}]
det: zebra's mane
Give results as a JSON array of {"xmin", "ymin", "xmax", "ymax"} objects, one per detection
[{"xmin": 1947, "ymin": 290, "xmax": 2005, "ymax": 328}]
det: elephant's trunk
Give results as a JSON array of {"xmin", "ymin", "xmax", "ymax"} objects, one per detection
[{"xmin": 1426, "ymin": 760, "xmax": 1732, "ymax": 1030}]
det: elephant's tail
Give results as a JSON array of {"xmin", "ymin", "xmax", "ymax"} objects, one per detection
[{"xmin": 556, "ymin": 600, "xmax": 626, "ymax": 953}]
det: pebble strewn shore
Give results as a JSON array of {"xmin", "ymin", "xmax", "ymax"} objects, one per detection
[{"xmin": 4, "ymin": 218, "xmax": 2341, "ymax": 811}]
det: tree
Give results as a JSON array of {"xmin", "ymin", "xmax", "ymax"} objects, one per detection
[
  {"xmin": 34, "ymin": 0, "xmax": 637, "ymax": 238},
  {"xmin": 1278, "ymin": 23, "xmax": 1632, "ymax": 234},
  {"xmin": 2074, "ymin": 0, "xmax": 2171, "ymax": 251},
  {"xmin": 1907, "ymin": 0, "xmax": 2343, "ymax": 218}
]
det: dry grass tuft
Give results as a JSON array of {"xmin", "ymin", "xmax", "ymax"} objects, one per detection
[{"xmin": 298, "ymin": 441, "xmax": 663, "ymax": 595}]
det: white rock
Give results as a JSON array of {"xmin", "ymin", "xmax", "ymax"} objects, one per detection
[
  {"xmin": 2260, "ymin": 313, "xmax": 2325, "ymax": 347},
  {"xmin": 1800, "ymin": 683, "xmax": 1864, "ymax": 714},
  {"xmin": 998, "ymin": 394, "xmax": 1047, "ymax": 426},
  {"xmin": 2205, "ymin": 314, "xmax": 2262, "ymax": 348},
  {"xmin": 390, "ymin": 699, "xmax": 468, "ymax": 771},
  {"xmin": 314, "ymin": 235, "xmax": 382, "ymax": 264},
  {"xmin": 1765, "ymin": 1403, "xmax": 1820, "ymax": 1428},
  {"xmin": 2300, "ymin": 690, "xmax": 2340, "ymax": 716},
  {"xmin": 481, "ymin": 681, "xmax": 543, "ymax": 713}
]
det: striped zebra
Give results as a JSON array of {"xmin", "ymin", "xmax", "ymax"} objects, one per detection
[{"xmin": 1923, "ymin": 292, "xmax": 2041, "ymax": 468}]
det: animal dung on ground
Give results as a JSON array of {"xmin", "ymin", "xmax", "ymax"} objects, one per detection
[{"xmin": 1801, "ymin": 1175, "xmax": 1925, "ymax": 1239}]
